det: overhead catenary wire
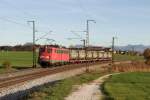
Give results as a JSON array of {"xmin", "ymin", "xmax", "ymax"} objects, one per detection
[
  {"xmin": 36, "ymin": 31, "xmax": 53, "ymax": 41},
  {"xmin": 76, "ymin": 0, "xmax": 93, "ymax": 19},
  {"xmin": 0, "ymin": 0, "xmax": 48, "ymax": 31},
  {"xmin": 0, "ymin": 16, "xmax": 32, "ymax": 29},
  {"xmin": 0, "ymin": 0, "xmax": 55, "ymax": 31},
  {"xmin": 70, "ymin": 30, "xmax": 85, "ymax": 39},
  {"xmin": 0, "ymin": 0, "xmax": 36, "ymax": 19},
  {"xmin": 77, "ymin": 0, "xmax": 107, "ymax": 23},
  {"xmin": 0, "ymin": 1, "xmax": 57, "ymax": 38},
  {"xmin": 0, "ymin": 0, "xmax": 52, "ymax": 39}
]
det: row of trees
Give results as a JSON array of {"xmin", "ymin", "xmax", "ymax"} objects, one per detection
[
  {"xmin": 0, "ymin": 43, "xmax": 40, "ymax": 51},
  {"xmin": 116, "ymin": 50, "xmax": 142, "ymax": 56}
]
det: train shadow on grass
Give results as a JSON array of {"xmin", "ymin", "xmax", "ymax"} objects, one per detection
[
  {"xmin": 0, "ymin": 66, "xmax": 4, "ymax": 68},
  {"xmin": 0, "ymin": 65, "xmax": 33, "ymax": 70},
  {"xmin": 12, "ymin": 66, "xmax": 34, "ymax": 70}
]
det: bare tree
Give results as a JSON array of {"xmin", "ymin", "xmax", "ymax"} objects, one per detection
[{"xmin": 143, "ymin": 48, "xmax": 150, "ymax": 65}]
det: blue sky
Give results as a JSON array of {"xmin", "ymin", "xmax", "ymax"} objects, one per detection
[{"xmin": 0, "ymin": 0, "xmax": 150, "ymax": 46}]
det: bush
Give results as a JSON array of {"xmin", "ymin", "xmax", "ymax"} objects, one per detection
[
  {"xmin": 145, "ymin": 60, "xmax": 150, "ymax": 65},
  {"xmin": 2, "ymin": 61, "xmax": 12, "ymax": 69},
  {"xmin": 143, "ymin": 48, "xmax": 150, "ymax": 65}
]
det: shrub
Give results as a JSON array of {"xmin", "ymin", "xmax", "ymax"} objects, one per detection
[
  {"xmin": 145, "ymin": 60, "xmax": 150, "ymax": 65},
  {"xmin": 143, "ymin": 48, "xmax": 150, "ymax": 59},
  {"xmin": 143, "ymin": 48, "xmax": 150, "ymax": 65},
  {"xmin": 2, "ymin": 61, "xmax": 12, "ymax": 69}
]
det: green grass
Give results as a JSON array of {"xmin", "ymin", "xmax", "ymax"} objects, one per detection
[
  {"xmin": 0, "ymin": 51, "xmax": 143, "ymax": 67},
  {"xmin": 0, "ymin": 51, "xmax": 38, "ymax": 67},
  {"xmin": 103, "ymin": 72, "xmax": 150, "ymax": 100},
  {"xmin": 114, "ymin": 54, "xmax": 144, "ymax": 61},
  {"xmin": 25, "ymin": 71, "xmax": 105, "ymax": 100}
]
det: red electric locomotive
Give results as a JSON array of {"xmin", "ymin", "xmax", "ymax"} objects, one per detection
[{"xmin": 38, "ymin": 45, "xmax": 69, "ymax": 66}]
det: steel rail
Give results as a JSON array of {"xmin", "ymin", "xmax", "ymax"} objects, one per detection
[{"xmin": 0, "ymin": 61, "xmax": 111, "ymax": 89}]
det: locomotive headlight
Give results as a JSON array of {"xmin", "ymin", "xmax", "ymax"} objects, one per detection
[
  {"xmin": 40, "ymin": 56, "xmax": 44, "ymax": 58},
  {"xmin": 40, "ymin": 56, "xmax": 49, "ymax": 59},
  {"xmin": 45, "ymin": 56, "xmax": 49, "ymax": 59}
]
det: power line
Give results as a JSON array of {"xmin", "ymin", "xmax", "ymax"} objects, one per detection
[
  {"xmin": 112, "ymin": 36, "xmax": 118, "ymax": 64},
  {"xmin": 0, "ymin": 0, "xmax": 36, "ymax": 19},
  {"xmin": 0, "ymin": 0, "xmax": 59, "ymax": 36},
  {"xmin": 27, "ymin": 20, "xmax": 36, "ymax": 68},
  {"xmin": 36, "ymin": 31, "xmax": 53, "ymax": 41},
  {"xmin": 0, "ymin": 16, "xmax": 31, "ymax": 29},
  {"xmin": 0, "ymin": 0, "xmax": 39, "ymax": 29},
  {"xmin": 77, "ymin": 0, "xmax": 107, "ymax": 23},
  {"xmin": 76, "ymin": 0, "xmax": 93, "ymax": 19},
  {"xmin": 70, "ymin": 30, "xmax": 86, "ymax": 39},
  {"xmin": 86, "ymin": 19, "xmax": 96, "ymax": 47},
  {"xmin": 0, "ymin": 0, "xmax": 55, "ymax": 35}
]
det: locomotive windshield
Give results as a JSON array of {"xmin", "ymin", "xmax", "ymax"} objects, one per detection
[
  {"xmin": 47, "ymin": 48, "xmax": 52, "ymax": 53},
  {"xmin": 39, "ymin": 47, "xmax": 45, "ymax": 53}
]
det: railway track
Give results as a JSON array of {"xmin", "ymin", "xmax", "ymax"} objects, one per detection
[{"xmin": 0, "ymin": 61, "xmax": 111, "ymax": 89}]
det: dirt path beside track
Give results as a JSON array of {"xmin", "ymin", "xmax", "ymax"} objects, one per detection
[{"xmin": 65, "ymin": 73, "xmax": 119, "ymax": 100}]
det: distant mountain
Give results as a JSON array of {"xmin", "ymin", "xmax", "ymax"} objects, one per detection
[
  {"xmin": 115, "ymin": 45, "xmax": 150, "ymax": 52},
  {"xmin": 69, "ymin": 44, "xmax": 150, "ymax": 53}
]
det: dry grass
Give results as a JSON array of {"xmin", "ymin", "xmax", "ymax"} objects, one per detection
[
  {"xmin": 2, "ymin": 60, "xmax": 12, "ymax": 70},
  {"xmin": 111, "ymin": 61, "xmax": 150, "ymax": 72}
]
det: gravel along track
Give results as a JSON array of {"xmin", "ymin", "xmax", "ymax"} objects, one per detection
[
  {"xmin": 0, "ymin": 61, "xmax": 126, "ymax": 87},
  {"xmin": 0, "ymin": 62, "xmax": 111, "ymax": 99},
  {"xmin": 0, "ymin": 60, "xmax": 130, "ymax": 87},
  {"xmin": 0, "ymin": 62, "xmax": 110, "ymax": 89},
  {"xmin": 0, "ymin": 61, "xmax": 130, "ymax": 99},
  {"xmin": 0, "ymin": 68, "xmax": 44, "ymax": 80}
]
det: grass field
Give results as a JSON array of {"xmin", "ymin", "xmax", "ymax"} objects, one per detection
[
  {"xmin": 25, "ymin": 71, "xmax": 105, "ymax": 100},
  {"xmin": 103, "ymin": 72, "xmax": 150, "ymax": 100},
  {"xmin": 114, "ymin": 54, "xmax": 144, "ymax": 61},
  {"xmin": 0, "ymin": 51, "xmax": 143, "ymax": 67},
  {"xmin": 0, "ymin": 51, "xmax": 38, "ymax": 67}
]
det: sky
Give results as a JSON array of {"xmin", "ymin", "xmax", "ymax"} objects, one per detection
[{"xmin": 0, "ymin": 0, "xmax": 150, "ymax": 47}]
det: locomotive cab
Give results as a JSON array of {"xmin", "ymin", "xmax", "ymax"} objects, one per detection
[
  {"xmin": 38, "ymin": 46, "xmax": 52, "ymax": 66},
  {"xmin": 38, "ymin": 45, "xmax": 70, "ymax": 67}
]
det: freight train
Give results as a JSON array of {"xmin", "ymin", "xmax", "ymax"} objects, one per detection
[{"xmin": 38, "ymin": 45, "xmax": 112, "ymax": 67}]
